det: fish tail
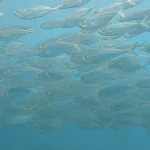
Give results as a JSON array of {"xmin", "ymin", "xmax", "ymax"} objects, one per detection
[
  {"xmin": 28, "ymin": 25, "xmax": 35, "ymax": 36},
  {"xmin": 127, "ymin": 48, "xmax": 137, "ymax": 56},
  {"xmin": 49, "ymin": 5, "xmax": 60, "ymax": 11}
]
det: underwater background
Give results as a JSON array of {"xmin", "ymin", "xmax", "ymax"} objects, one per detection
[{"xmin": 0, "ymin": 0, "xmax": 150, "ymax": 150}]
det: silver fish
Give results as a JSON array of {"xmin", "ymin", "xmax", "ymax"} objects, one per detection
[
  {"xmin": 14, "ymin": 6, "xmax": 57, "ymax": 19},
  {"xmin": 57, "ymin": 0, "xmax": 91, "ymax": 9}
]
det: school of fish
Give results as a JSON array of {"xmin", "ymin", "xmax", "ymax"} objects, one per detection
[{"xmin": 0, "ymin": 0, "xmax": 150, "ymax": 131}]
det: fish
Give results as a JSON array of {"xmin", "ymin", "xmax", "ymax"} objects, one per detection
[
  {"xmin": 60, "ymin": 17, "xmax": 83, "ymax": 28},
  {"xmin": 57, "ymin": 32, "xmax": 101, "ymax": 45},
  {"xmin": 107, "ymin": 55, "xmax": 148, "ymax": 73},
  {"xmin": 98, "ymin": 84, "xmax": 134, "ymax": 100},
  {"xmin": 40, "ymin": 20, "xmax": 61, "ymax": 30},
  {"xmin": 139, "ymin": 43, "xmax": 150, "ymax": 53},
  {"xmin": 93, "ymin": 2, "xmax": 126, "ymax": 15},
  {"xmin": 4, "ymin": 115, "xmax": 32, "ymax": 124},
  {"xmin": 67, "ymin": 7, "xmax": 94, "ymax": 19},
  {"xmin": 78, "ymin": 11, "xmax": 117, "ymax": 30},
  {"xmin": 57, "ymin": 0, "xmax": 91, "ymax": 9},
  {"xmin": 0, "ymin": 25, "xmax": 33, "ymax": 41},
  {"xmin": 37, "ymin": 40, "xmax": 78, "ymax": 58},
  {"xmin": 80, "ymin": 69, "xmax": 119, "ymax": 84},
  {"xmin": 99, "ymin": 22, "xmax": 149, "ymax": 37},
  {"xmin": 70, "ymin": 48, "xmax": 130, "ymax": 64},
  {"xmin": 14, "ymin": 6, "xmax": 58, "ymax": 19},
  {"xmin": 93, "ymin": 0, "xmax": 143, "ymax": 16},
  {"xmin": 119, "ymin": 8, "xmax": 150, "ymax": 22},
  {"xmin": 99, "ymin": 39, "xmax": 128, "ymax": 48}
]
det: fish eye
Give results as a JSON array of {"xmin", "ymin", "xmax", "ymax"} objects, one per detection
[
  {"xmin": 81, "ymin": 76, "xmax": 84, "ymax": 79},
  {"xmin": 84, "ymin": 56, "xmax": 88, "ymax": 59},
  {"xmin": 60, "ymin": 21, "xmax": 63, "ymax": 25},
  {"xmin": 4, "ymin": 118, "xmax": 7, "ymax": 123},
  {"xmin": 60, "ymin": 1, "xmax": 62, "ymax": 5},
  {"xmin": 4, "ymin": 92, "xmax": 8, "ymax": 95},
  {"xmin": 72, "ymin": 55, "xmax": 75, "ymax": 58},
  {"xmin": 94, "ymin": 11, "xmax": 98, "ymax": 14},
  {"xmin": 18, "ymin": 11, "xmax": 22, "ymax": 15},
  {"xmin": 40, "ymin": 45, "xmax": 44, "ymax": 49},
  {"xmin": 100, "ymin": 91, "xmax": 105, "ymax": 95},
  {"xmin": 137, "ymin": 82, "xmax": 141, "ymax": 85},
  {"xmin": 101, "ymin": 28, "xmax": 105, "ymax": 32},
  {"xmin": 81, "ymin": 20, "xmax": 86, "ymax": 25},
  {"xmin": 99, "ymin": 91, "xmax": 103, "ymax": 95}
]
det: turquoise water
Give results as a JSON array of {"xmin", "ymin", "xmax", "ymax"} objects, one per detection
[
  {"xmin": 1, "ymin": 0, "xmax": 150, "ymax": 149},
  {"xmin": 1, "ymin": 125, "xmax": 150, "ymax": 150}
]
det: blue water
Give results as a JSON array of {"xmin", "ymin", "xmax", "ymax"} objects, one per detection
[
  {"xmin": 1, "ymin": 125, "xmax": 150, "ymax": 150},
  {"xmin": 1, "ymin": 0, "xmax": 150, "ymax": 149}
]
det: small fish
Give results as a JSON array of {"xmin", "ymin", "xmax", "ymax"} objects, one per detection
[
  {"xmin": 1, "ymin": 40, "xmax": 28, "ymax": 50},
  {"xmin": 40, "ymin": 20, "xmax": 61, "ymax": 30},
  {"xmin": 4, "ymin": 115, "xmax": 32, "ymax": 125},
  {"xmin": 99, "ymin": 22, "xmax": 149, "ymax": 37},
  {"xmin": 57, "ymin": 32, "xmax": 100, "ymax": 45},
  {"xmin": 0, "ymin": 25, "xmax": 33, "ymax": 41},
  {"xmin": 122, "ymin": 0, "xmax": 145, "ymax": 9},
  {"xmin": 37, "ymin": 40, "xmax": 78, "ymax": 58},
  {"xmin": 137, "ymin": 78, "xmax": 150, "ymax": 88},
  {"xmin": 60, "ymin": 17, "xmax": 83, "ymax": 28},
  {"xmin": 57, "ymin": 0, "xmax": 91, "ymax": 9},
  {"xmin": 100, "ymin": 39, "xmax": 128, "ymax": 48},
  {"xmin": 14, "ymin": 6, "xmax": 58, "ymax": 19},
  {"xmin": 93, "ymin": 0, "xmax": 141, "ymax": 16},
  {"xmin": 119, "ymin": 8, "xmax": 150, "ymax": 22},
  {"xmin": 78, "ymin": 11, "xmax": 117, "ymax": 30},
  {"xmin": 81, "ymin": 70, "xmax": 119, "ymax": 84},
  {"xmin": 67, "ymin": 7, "xmax": 94, "ymax": 19},
  {"xmin": 98, "ymin": 84, "xmax": 134, "ymax": 99},
  {"xmin": 71, "ymin": 48, "xmax": 130, "ymax": 64},
  {"xmin": 107, "ymin": 55, "xmax": 147, "ymax": 73},
  {"xmin": 139, "ymin": 43, "xmax": 150, "ymax": 53},
  {"xmin": 93, "ymin": 2, "xmax": 125, "ymax": 15}
]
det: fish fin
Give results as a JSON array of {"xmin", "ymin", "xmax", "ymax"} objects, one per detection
[
  {"xmin": 72, "ymin": 40, "xmax": 81, "ymax": 52},
  {"xmin": 126, "ymin": 0, "xmax": 136, "ymax": 6},
  {"xmin": 118, "ymin": 11, "xmax": 125, "ymax": 21},
  {"xmin": 140, "ymin": 16, "xmax": 150, "ymax": 29},
  {"xmin": 50, "ymin": 2, "xmax": 60, "ymax": 11},
  {"xmin": 0, "ymin": 12, "xmax": 5, "ymax": 20}
]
